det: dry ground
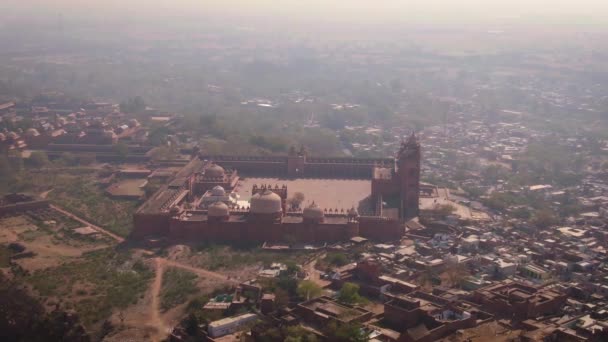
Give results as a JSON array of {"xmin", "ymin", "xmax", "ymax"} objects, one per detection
[
  {"xmin": 0, "ymin": 215, "xmax": 111, "ymax": 271},
  {"xmin": 2, "ymin": 212, "xmax": 302, "ymax": 342}
]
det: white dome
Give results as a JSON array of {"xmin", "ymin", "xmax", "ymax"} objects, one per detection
[
  {"xmin": 250, "ymin": 190, "xmax": 282, "ymax": 214},
  {"xmin": 204, "ymin": 164, "xmax": 225, "ymax": 178},
  {"xmin": 211, "ymin": 185, "xmax": 226, "ymax": 196},
  {"xmin": 303, "ymin": 203, "xmax": 324, "ymax": 220},
  {"xmin": 208, "ymin": 201, "xmax": 229, "ymax": 217}
]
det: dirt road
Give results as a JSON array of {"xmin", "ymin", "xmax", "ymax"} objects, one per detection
[
  {"xmin": 163, "ymin": 259, "xmax": 239, "ymax": 284},
  {"xmin": 148, "ymin": 258, "xmax": 169, "ymax": 342},
  {"xmin": 146, "ymin": 257, "xmax": 238, "ymax": 341}
]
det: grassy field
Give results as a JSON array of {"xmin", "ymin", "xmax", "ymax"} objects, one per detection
[
  {"xmin": 26, "ymin": 248, "xmax": 153, "ymax": 326},
  {"xmin": 11, "ymin": 168, "xmax": 137, "ymax": 237},
  {"xmin": 160, "ymin": 267, "xmax": 198, "ymax": 311},
  {"xmin": 192, "ymin": 244, "xmax": 308, "ymax": 271}
]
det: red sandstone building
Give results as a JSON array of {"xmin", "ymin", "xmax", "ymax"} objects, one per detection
[
  {"xmin": 468, "ymin": 280, "xmax": 567, "ymax": 320},
  {"xmin": 132, "ymin": 134, "xmax": 422, "ymax": 243}
]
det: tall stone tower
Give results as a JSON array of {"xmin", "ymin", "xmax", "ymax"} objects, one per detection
[{"xmin": 397, "ymin": 133, "xmax": 421, "ymax": 219}]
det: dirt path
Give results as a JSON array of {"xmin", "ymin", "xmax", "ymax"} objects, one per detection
[
  {"xmin": 163, "ymin": 259, "xmax": 239, "ymax": 284},
  {"xmin": 49, "ymin": 204, "xmax": 125, "ymax": 243},
  {"xmin": 39, "ymin": 189, "xmax": 53, "ymax": 199},
  {"xmin": 149, "ymin": 258, "xmax": 169, "ymax": 342}
]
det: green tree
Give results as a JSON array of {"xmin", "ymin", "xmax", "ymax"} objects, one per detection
[
  {"xmin": 337, "ymin": 282, "xmax": 365, "ymax": 304},
  {"xmin": 325, "ymin": 321, "xmax": 369, "ymax": 342},
  {"xmin": 297, "ymin": 280, "xmax": 322, "ymax": 300},
  {"xmin": 284, "ymin": 326, "xmax": 319, "ymax": 342},
  {"xmin": 257, "ymin": 327, "xmax": 282, "ymax": 342},
  {"xmin": 284, "ymin": 260, "xmax": 300, "ymax": 276},
  {"xmin": 277, "ymin": 276, "xmax": 298, "ymax": 296},
  {"xmin": 325, "ymin": 252, "xmax": 349, "ymax": 267}
]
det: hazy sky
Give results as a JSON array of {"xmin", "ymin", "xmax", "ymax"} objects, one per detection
[{"xmin": 4, "ymin": 0, "xmax": 608, "ymax": 27}]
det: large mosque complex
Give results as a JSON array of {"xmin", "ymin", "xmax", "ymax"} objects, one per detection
[{"xmin": 132, "ymin": 134, "xmax": 426, "ymax": 243}]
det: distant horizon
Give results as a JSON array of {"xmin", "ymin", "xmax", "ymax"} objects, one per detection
[{"xmin": 3, "ymin": 0, "xmax": 608, "ymax": 28}]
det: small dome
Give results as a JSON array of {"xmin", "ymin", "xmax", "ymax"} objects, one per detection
[
  {"xmin": 348, "ymin": 207, "xmax": 359, "ymax": 217},
  {"xmin": 25, "ymin": 128, "xmax": 40, "ymax": 137},
  {"xmin": 208, "ymin": 201, "xmax": 229, "ymax": 217},
  {"xmin": 211, "ymin": 185, "xmax": 226, "ymax": 196},
  {"xmin": 250, "ymin": 190, "xmax": 282, "ymax": 214},
  {"xmin": 7, "ymin": 132, "xmax": 18, "ymax": 140},
  {"xmin": 204, "ymin": 164, "xmax": 225, "ymax": 178},
  {"xmin": 303, "ymin": 202, "xmax": 324, "ymax": 220}
]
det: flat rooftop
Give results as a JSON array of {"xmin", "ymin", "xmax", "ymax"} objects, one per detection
[{"xmin": 233, "ymin": 177, "xmax": 372, "ymax": 211}]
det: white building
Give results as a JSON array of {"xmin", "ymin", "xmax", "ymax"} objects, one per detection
[{"xmin": 208, "ymin": 313, "xmax": 258, "ymax": 338}]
